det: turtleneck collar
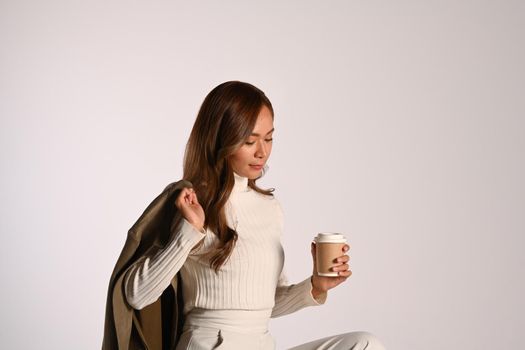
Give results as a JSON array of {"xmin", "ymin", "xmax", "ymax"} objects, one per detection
[{"xmin": 232, "ymin": 171, "xmax": 249, "ymax": 192}]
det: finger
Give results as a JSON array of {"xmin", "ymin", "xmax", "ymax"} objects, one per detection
[
  {"xmin": 333, "ymin": 254, "xmax": 349, "ymax": 263},
  {"xmin": 343, "ymin": 244, "xmax": 350, "ymax": 252},
  {"xmin": 331, "ymin": 263, "xmax": 349, "ymax": 272},
  {"xmin": 177, "ymin": 188, "xmax": 189, "ymax": 201},
  {"xmin": 334, "ymin": 255, "xmax": 350, "ymax": 263},
  {"xmin": 182, "ymin": 188, "xmax": 192, "ymax": 199},
  {"xmin": 332, "ymin": 261, "xmax": 349, "ymax": 269},
  {"xmin": 338, "ymin": 270, "xmax": 352, "ymax": 277},
  {"xmin": 182, "ymin": 191, "xmax": 190, "ymax": 203},
  {"xmin": 177, "ymin": 188, "xmax": 194, "ymax": 208}
]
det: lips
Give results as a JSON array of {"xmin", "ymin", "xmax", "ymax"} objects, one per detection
[{"xmin": 250, "ymin": 164, "xmax": 263, "ymax": 169}]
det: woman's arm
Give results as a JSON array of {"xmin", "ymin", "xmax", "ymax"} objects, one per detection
[
  {"xmin": 270, "ymin": 267, "xmax": 327, "ymax": 318},
  {"xmin": 269, "ymin": 198, "xmax": 327, "ymax": 318},
  {"xmin": 123, "ymin": 218, "xmax": 206, "ymax": 310}
]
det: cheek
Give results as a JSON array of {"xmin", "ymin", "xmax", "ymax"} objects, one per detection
[{"xmin": 230, "ymin": 147, "xmax": 252, "ymax": 164}]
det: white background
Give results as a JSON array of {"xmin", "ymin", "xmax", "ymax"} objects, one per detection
[{"xmin": 1, "ymin": 0, "xmax": 524, "ymax": 349}]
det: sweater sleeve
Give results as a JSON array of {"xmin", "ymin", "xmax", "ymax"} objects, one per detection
[
  {"xmin": 270, "ymin": 267, "xmax": 327, "ymax": 318},
  {"xmin": 123, "ymin": 218, "xmax": 206, "ymax": 310}
]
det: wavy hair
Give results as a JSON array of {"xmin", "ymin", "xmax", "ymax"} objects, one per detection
[{"xmin": 182, "ymin": 81, "xmax": 275, "ymax": 273}]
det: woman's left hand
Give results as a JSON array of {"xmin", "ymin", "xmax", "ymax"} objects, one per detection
[{"xmin": 310, "ymin": 242, "xmax": 352, "ymax": 295}]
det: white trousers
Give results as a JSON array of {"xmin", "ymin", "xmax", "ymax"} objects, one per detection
[{"xmin": 174, "ymin": 308, "xmax": 385, "ymax": 350}]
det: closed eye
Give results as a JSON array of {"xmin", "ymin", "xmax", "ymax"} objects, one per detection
[{"xmin": 245, "ymin": 138, "xmax": 273, "ymax": 145}]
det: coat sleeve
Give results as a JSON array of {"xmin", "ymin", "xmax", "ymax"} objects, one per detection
[{"xmin": 123, "ymin": 218, "xmax": 206, "ymax": 310}]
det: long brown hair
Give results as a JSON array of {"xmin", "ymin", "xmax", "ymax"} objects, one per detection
[{"xmin": 182, "ymin": 81, "xmax": 275, "ymax": 273}]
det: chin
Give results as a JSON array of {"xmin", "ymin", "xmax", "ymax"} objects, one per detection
[{"xmin": 246, "ymin": 169, "xmax": 262, "ymax": 179}]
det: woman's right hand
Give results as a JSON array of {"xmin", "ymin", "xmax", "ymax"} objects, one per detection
[{"xmin": 175, "ymin": 187, "xmax": 205, "ymax": 232}]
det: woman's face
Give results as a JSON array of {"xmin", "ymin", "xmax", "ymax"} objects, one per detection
[{"xmin": 229, "ymin": 105, "xmax": 274, "ymax": 179}]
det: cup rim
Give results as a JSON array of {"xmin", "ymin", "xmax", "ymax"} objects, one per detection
[{"xmin": 314, "ymin": 233, "xmax": 346, "ymax": 243}]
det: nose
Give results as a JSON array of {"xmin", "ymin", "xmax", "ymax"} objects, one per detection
[{"xmin": 255, "ymin": 139, "xmax": 268, "ymax": 159}]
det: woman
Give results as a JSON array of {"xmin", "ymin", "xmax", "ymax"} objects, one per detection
[{"xmin": 123, "ymin": 81, "xmax": 385, "ymax": 349}]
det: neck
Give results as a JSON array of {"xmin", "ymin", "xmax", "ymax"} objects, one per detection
[{"xmin": 232, "ymin": 171, "xmax": 249, "ymax": 192}]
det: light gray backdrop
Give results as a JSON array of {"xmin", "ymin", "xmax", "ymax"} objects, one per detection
[{"xmin": 1, "ymin": 0, "xmax": 523, "ymax": 349}]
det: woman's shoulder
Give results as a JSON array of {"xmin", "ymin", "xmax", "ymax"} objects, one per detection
[
  {"xmin": 248, "ymin": 186, "xmax": 282, "ymax": 207},
  {"xmin": 251, "ymin": 186, "xmax": 279, "ymax": 202},
  {"xmin": 257, "ymin": 190, "xmax": 283, "ymax": 217}
]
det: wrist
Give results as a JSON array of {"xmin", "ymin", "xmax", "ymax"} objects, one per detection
[
  {"xmin": 189, "ymin": 221, "xmax": 205, "ymax": 234},
  {"xmin": 310, "ymin": 275, "xmax": 325, "ymax": 297}
]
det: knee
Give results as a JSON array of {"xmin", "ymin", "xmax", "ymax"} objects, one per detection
[{"xmin": 339, "ymin": 331, "xmax": 385, "ymax": 350}]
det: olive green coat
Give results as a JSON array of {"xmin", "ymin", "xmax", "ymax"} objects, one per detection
[{"xmin": 102, "ymin": 180, "xmax": 193, "ymax": 350}]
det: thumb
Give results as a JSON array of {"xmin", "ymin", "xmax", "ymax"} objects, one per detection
[
  {"xmin": 311, "ymin": 242, "xmax": 317, "ymax": 265},
  {"xmin": 191, "ymin": 192, "xmax": 199, "ymax": 205},
  {"xmin": 188, "ymin": 188, "xmax": 200, "ymax": 205}
]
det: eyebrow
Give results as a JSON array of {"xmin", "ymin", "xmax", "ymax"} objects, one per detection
[{"xmin": 250, "ymin": 128, "xmax": 275, "ymax": 137}]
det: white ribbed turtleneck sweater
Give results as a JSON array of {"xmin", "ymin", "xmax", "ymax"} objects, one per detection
[{"xmin": 124, "ymin": 172, "xmax": 327, "ymax": 317}]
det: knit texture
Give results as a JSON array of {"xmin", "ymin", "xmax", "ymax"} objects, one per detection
[{"xmin": 124, "ymin": 172, "xmax": 327, "ymax": 317}]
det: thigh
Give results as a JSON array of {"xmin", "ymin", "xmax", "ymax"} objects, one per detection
[
  {"xmin": 175, "ymin": 327, "xmax": 223, "ymax": 350},
  {"xmin": 287, "ymin": 331, "xmax": 385, "ymax": 350},
  {"xmin": 220, "ymin": 329, "xmax": 275, "ymax": 350},
  {"xmin": 175, "ymin": 327, "xmax": 276, "ymax": 350}
]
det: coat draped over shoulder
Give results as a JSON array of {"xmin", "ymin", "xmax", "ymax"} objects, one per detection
[{"xmin": 102, "ymin": 179, "xmax": 193, "ymax": 350}]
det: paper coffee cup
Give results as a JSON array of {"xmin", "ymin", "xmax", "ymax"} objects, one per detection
[{"xmin": 314, "ymin": 233, "xmax": 347, "ymax": 277}]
